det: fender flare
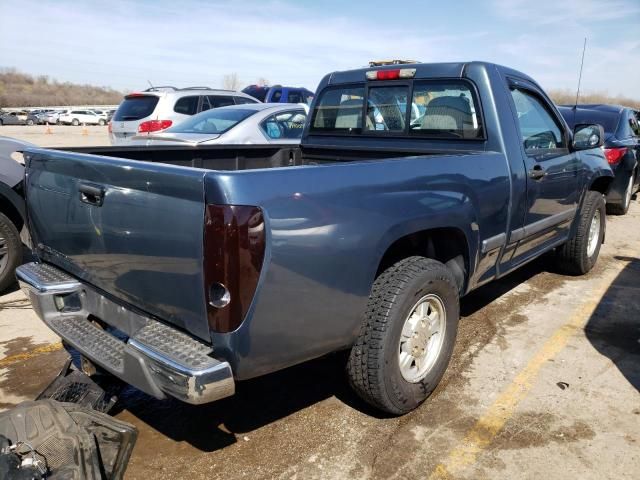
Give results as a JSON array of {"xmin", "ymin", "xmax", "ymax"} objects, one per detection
[{"xmin": 0, "ymin": 182, "xmax": 26, "ymax": 225}]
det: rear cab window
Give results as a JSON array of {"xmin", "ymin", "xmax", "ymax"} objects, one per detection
[
  {"xmin": 310, "ymin": 80, "xmax": 483, "ymax": 139},
  {"xmin": 114, "ymin": 95, "xmax": 160, "ymax": 121}
]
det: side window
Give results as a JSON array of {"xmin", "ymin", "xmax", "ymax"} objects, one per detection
[
  {"xmin": 510, "ymin": 88, "xmax": 566, "ymax": 153},
  {"xmin": 270, "ymin": 89, "xmax": 282, "ymax": 102},
  {"xmin": 208, "ymin": 96, "xmax": 235, "ymax": 108},
  {"xmin": 174, "ymin": 96, "xmax": 199, "ymax": 115},
  {"xmin": 200, "ymin": 96, "xmax": 212, "ymax": 112},
  {"xmin": 261, "ymin": 110, "xmax": 307, "ymax": 139},
  {"xmin": 234, "ymin": 96, "xmax": 258, "ymax": 105},
  {"xmin": 287, "ymin": 91, "xmax": 303, "ymax": 104}
]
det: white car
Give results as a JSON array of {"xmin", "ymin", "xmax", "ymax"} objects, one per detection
[
  {"xmin": 42, "ymin": 110, "xmax": 65, "ymax": 125},
  {"xmin": 59, "ymin": 109, "xmax": 106, "ymax": 126},
  {"xmin": 130, "ymin": 103, "xmax": 308, "ymax": 146},
  {"xmin": 90, "ymin": 109, "xmax": 109, "ymax": 121},
  {"xmin": 109, "ymin": 86, "xmax": 259, "ymax": 145}
]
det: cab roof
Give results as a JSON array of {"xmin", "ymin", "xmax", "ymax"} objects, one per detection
[{"xmin": 325, "ymin": 61, "xmax": 537, "ymax": 86}]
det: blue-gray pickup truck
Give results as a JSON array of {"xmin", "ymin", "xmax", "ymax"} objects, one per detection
[{"xmin": 17, "ymin": 62, "xmax": 612, "ymax": 415}]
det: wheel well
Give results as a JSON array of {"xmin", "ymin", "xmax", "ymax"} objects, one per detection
[
  {"xmin": 590, "ymin": 176, "xmax": 613, "ymax": 195},
  {"xmin": 0, "ymin": 194, "xmax": 24, "ymax": 232},
  {"xmin": 376, "ymin": 228, "xmax": 469, "ymax": 292}
]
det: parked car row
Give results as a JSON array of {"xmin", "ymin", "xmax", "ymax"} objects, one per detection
[
  {"xmin": 0, "ymin": 108, "xmax": 117, "ymax": 126},
  {"xmin": 8, "ymin": 61, "xmax": 622, "ymax": 419}
]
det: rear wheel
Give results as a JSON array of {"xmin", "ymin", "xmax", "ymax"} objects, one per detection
[
  {"xmin": 72, "ymin": 118, "xmax": 79, "ymax": 126},
  {"xmin": 347, "ymin": 256, "xmax": 459, "ymax": 415},
  {"xmin": 98, "ymin": 119, "xmax": 106, "ymax": 126},
  {"xmin": 0, "ymin": 212, "xmax": 22, "ymax": 292},
  {"xmin": 26, "ymin": 119, "xmax": 34, "ymax": 126},
  {"xmin": 557, "ymin": 190, "xmax": 605, "ymax": 275},
  {"xmin": 607, "ymin": 173, "xmax": 633, "ymax": 215}
]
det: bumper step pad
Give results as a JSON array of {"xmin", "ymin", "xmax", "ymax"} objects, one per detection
[{"xmin": 17, "ymin": 262, "xmax": 235, "ymax": 405}]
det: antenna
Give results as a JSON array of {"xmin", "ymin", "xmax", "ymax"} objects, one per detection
[
  {"xmin": 574, "ymin": 38, "xmax": 587, "ymax": 108},
  {"xmin": 147, "ymin": 80, "xmax": 155, "ymax": 90}
]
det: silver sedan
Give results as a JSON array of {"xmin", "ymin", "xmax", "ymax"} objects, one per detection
[{"xmin": 130, "ymin": 103, "xmax": 308, "ymax": 146}]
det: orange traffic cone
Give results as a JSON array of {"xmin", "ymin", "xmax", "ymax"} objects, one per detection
[
  {"xmin": 45, "ymin": 122, "xmax": 52, "ymax": 134},
  {"xmin": 82, "ymin": 123, "xmax": 88, "ymax": 136}
]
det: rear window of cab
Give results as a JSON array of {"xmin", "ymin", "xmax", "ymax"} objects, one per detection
[{"xmin": 310, "ymin": 80, "xmax": 484, "ymax": 139}]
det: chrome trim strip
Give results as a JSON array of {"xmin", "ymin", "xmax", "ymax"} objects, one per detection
[
  {"xmin": 481, "ymin": 232, "xmax": 506, "ymax": 254},
  {"xmin": 510, "ymin": 208, "xmax": 576, "ymax": 243}
]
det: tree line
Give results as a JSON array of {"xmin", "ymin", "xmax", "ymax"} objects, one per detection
[
  {"xmin": 0, "ymin": 68, "xmax": 123, "ymax": 108},
  {"xmin": 1, "ymin": 67, "xmax": 638, "ymax": 110}
]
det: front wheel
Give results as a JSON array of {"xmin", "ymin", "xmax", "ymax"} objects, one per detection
[
  {"xmin": 72, "ymin": 118, "xmax": 79, "ymax": 126},
  {"xmin": 26, "ymin": 119, "xmax": 34, "ymax": 126},
  {"xmin": 557, "ymin": 190, "xmax": 605, "ymax": 275},
  {"xmin": 98, "ymin": 119, "xmax": 106, "ymax": 126},
  {"xmin": 347, "ymin": 256, "xmax": 460, "ymax": 415}
]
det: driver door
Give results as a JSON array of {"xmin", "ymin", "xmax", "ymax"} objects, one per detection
[{"xmin": 508, "ymin": 83, "xmax": 580, "ymax": 261}]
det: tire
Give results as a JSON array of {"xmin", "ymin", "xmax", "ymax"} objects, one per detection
[
  {"xmin": 72, "ymin": 118, "xmax": 80, "ymax": 126},
  {"xmin": 0, "ymin": 120, "xmax": 3, "ymax": 126},
  {"xmin": 98, "ymin": 119, "xmax": 106, "ymax": 126},
  {"xmin": 557, "ymin": 190, "xmax": 605, "ymax": 275},
  {"xmin": 607, "ymin": 172, "xmax": 633, "ymax": 215},
  {"xmin": 347, "ymin": 256, "xmax": 460, "ymax": 415},
  {"xmin": 0, "ymin": 212, "xmax": 22, "ymax": 292},
  {"xmin": 26, "ymin": 119, "xmax": 34, "ymax": 126}
]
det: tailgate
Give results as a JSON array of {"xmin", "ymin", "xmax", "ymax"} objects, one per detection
[{"xmin": 24, "ymin": 148, "xmax": 211, "ymax": 341}]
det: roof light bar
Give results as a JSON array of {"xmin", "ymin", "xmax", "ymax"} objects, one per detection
[{"xmin": 366, "ymin": 68, "xmax": 417, "ymax": 81}]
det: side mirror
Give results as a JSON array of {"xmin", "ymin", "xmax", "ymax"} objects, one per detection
[{"xmin": 572, "ymin": 124, "xmax": 604, "ymax": 150}]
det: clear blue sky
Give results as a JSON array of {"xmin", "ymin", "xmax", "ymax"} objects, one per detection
[{"xmin": 1, "ymin": 0, "xmax": 638, "ymax": 96}]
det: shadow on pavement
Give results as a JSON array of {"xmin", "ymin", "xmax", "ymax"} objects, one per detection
[
  {"xmin": 584, "ymin": 255, "xmax": 640, "ymax": 391},
  {"xmin": 108, "ymin": 255, "xmax": 560, "ymax": 452}
]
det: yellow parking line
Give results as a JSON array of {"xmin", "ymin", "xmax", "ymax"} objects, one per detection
[
  {"xmin": 428, "ymin": 266, "xmax": 620, "ymax": 479},
  {"xmin": 0, "ymin": 342, "xmax": 63, "ymax": 368}
]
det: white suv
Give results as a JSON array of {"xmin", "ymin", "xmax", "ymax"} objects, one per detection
[
  {"xmin": 109, "ymin": 86, "xmax": 259, "ymax": 145},
  {"xmin": 59, "ymin": 109, "xmax": 106, "ymax": 126}
]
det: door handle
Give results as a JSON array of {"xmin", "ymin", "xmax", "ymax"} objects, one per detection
[
  {"xmin": 529, "ymin": 165, "xmax": 546, "ymax": 180},
  {"xmin": 78, "ymin": 182, "xmax": 105, "ymax": 206}
]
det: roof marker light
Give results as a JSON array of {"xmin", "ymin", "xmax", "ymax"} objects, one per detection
[{"xmin": 366, "ymin": 68, "xmax": 417, "ymax": 81}]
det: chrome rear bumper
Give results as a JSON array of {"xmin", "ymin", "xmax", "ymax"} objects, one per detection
[{"xmin": 16, "ymin": 262, "xmax": 235, "ymax": 405}]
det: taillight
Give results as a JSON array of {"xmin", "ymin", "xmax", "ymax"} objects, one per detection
[
  {"xmin": 604, "ymin": 147, "xmax": 627, "ymax": 165},
  {"xmin": 365, "ymin": 68, "xmax": 416, "ymax": 81},
  {"xmin": 107, "ymin": 121, "xmax": 112, "ymax": 133},
  {"xmin": 204, "ymin": 205, "xmax": 266, "ymax": 333},
  {"xmin": 138, "ymin": 120, "xmax": 172, "ymax": 133}
]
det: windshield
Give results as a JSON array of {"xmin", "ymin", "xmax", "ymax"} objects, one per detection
[
  {"xmin": 310, "ymin": 80, "xmax": 483, "ymax": 139},
  {"xmin": 165, "ymin": 108, "xmax": 257, "ymax": 134}
]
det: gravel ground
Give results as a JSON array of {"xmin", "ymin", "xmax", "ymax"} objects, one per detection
[{"xmin": 0, "ymin": 128, "xmax": 638, "ymax": 479}]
